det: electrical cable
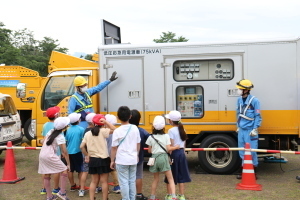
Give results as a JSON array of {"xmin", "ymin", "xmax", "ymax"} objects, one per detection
[{"xmin": 278, "ymin": 153, "xmax": 300, "ymax": 173}]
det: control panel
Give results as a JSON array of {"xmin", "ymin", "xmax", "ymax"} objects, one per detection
[
  {"xmin": 173, "ymin": 59, "xmax": 233, "ymax": 81},
  {"xmin": 176, "ymin": 86, "xmax": 203, "ymax": 118}
]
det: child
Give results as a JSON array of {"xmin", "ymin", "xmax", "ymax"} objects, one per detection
[
  {"xmin": 164, "ymin": 111, "xmax": 191, "ymax": 200},
  {"xmin": 105, "ymin": 114, "xmax": 121, "ymax": 194},
  {"xmin": 66, "ymin": 112, "xmax": 85, "ymax": 191},
  {"xmin": 78, "ymin": 112, "xmax": 96, "ymax": 197},
  {"xmin": 146, "ymin": 116, "xmax": 179, "ymax": 200},
  {"xmin": 129, "ymin": 109, "xmax": 150, "ymax": 200},
  {"xmin": 110, "ymin": 106, "xmax": 141, "ymax": 200},
  {"xmin": 38, "ymin": 117, "xmax": 71, "ymax": 200},
  {"xmin": 80, "ymin": 114, "xmax": 116, "ymax": 200},
  {"xmin": 40, "ymin": 106, "xmax": 61, "ymax": 195}
]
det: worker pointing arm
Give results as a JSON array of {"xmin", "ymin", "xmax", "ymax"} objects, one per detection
[{"xmin": 68, "ymin": 72, "xmax": 118, "ymax": 129}]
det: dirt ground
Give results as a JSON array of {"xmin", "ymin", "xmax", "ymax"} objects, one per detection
[{"xmin": 1, "ymin": 145, "xmax": 300, "ymax": 200}]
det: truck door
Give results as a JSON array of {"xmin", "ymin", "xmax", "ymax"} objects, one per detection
[
  {"xmin": 164, "ymin": 55, "xmax": 245, "ymax": 174},
  {"xmin": 101, "ymin": 57, "xmax": 144, "ymax": 117}
]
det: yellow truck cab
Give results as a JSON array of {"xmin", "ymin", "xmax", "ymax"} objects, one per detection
[
  {"xmin": 0, "ymin": 93, "xmax": 22, "ymax": 154},
  {"xmin": 18, "ymin": 51, "xmax": 99, "ymax": 147}
]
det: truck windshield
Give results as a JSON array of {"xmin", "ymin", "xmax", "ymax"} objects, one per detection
[
  {"xmin": 42, "ymin": 75, "xmax": 88, "ymax": 110},
  {"xmin": 0, "ymin": 96, "xmax": 17, "ymax": 116}
]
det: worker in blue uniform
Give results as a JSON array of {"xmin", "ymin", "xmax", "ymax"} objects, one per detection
[
  {"xmin": 236, "ymin": 79, "xmax": 262, "ymax": 179},
  {"xmin": 68, "ymin": 72, "xmax": 118, "ymax": 129}
]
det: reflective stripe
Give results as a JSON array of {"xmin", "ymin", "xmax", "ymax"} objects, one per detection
[
  {"xmin": 242, "ymin": 169, "xmax": 255, "ymax": 173},
  {"xmin": 245, "ymin": 151, "xmax": 251, "ymax": 155},
  {"xmin": 239, "ymin": 114, "xmax": 254, "ymax": 121},
  {"xmin": 72, "ymin": 92, "xmax": 93, "ymax": 113},
  {"xmin": 244, "ymin": 160, "xmax": 253, "ymax": 164},
  {"xmin": 239, "ymin": 96, "xmax": 255, "ymax": 120}
]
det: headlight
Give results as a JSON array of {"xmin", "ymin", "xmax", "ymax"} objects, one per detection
[{"xmin": 31, "ymin": 119, "xmax": 36, "ymax": 137}]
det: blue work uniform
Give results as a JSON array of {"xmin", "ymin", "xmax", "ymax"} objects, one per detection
[
  {"xmin": 236, "ymin": 94, "xmax": 262, "ymax": 167},
  {"xmin": 68, "ymin": 80, "xmax": 111, "ymax": 129}
]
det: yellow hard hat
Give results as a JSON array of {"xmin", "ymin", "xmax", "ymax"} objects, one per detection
[
  {"xmin": 74, "ymin": 76, "xmax": 88, "ymax": 87},
  {"xmin": 236, "ymin": 79, "xmax": 254, "ymax": 90}
]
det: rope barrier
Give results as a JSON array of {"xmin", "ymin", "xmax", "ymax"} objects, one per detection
[
  {"xmin": 1, "ymin": 145, "xmax": 300, "ymax": 155},
  {"xmin": 0, "ymin": 146, "xmax": 41, "ymax": 150}
]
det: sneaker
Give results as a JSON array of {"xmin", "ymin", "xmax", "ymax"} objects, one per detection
[
  {"xmin": 52, "ymin": 187, "xmax": 60, "ymax": 195},
  {"xmin": 112, "ymin": 185, "xmax": 121, "ymax": 193},
  {"xmin": 78, "ymin": 190, "xmax": 85, "ymax": 197},
  {"xmin": 165, "ymin": 194, "xmax": 178, "ymax": 200},
  {"xmin": 296, "ymin": 175, "xmax": 300, "ymax": 180},
  {"xmin": 165, "ymin": 194, "xmax": 171, "ymax": 200},
  {"xmin": 95, "ymin": 187, "xmax": 102, "ymax": 193},
  {"xmin": 40, "ymin": 188, "xmax": 46, "ymax": 195},
  {"xmin": 47, "ymin": 195, "xmax": 58, "ymax": 200},
  {"xmin": 57, "ymin": 191, "xmax": 70, "ymax": 200},
  {"xmin": 178, "ymin": 195, "xmax": 186, "ymax": 200},
  {"xmin": 136, "ymin": 194, "xmax": 148, "ymax": 200},
  {"xmin": 70, "ymin": 184, "xmax": 80, "ymax": 191},
  {"xmin": 148, "ymin": 195, "xmax": 158, "ymax": 200}
]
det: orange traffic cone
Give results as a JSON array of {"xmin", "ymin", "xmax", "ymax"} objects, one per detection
[
  {"xmin": 0, "ymin": 141, "xmax": 25, "ymax": 184},
  {"xmin": 236, "ymin": 142, "xmax": 262, "ymax": 191}
]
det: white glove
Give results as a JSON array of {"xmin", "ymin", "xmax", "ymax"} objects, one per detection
[
  {"xmin": 250, "ymin": 128, "xmax": 258, "ymax": 136},
  {"xmin": 236, "ymin": 128, "xmax": 239, "ymax": 133}
]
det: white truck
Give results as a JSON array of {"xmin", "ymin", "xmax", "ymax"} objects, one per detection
[
  {"xmin": 98, "ymin": 36, "xmax": 300, "ymax": 174},
  {"xmin": 0, "ymin": 93, "xmax": 22, "ymax": 154}
]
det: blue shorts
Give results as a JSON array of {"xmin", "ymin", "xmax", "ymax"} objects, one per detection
[{"xmin": 136, "ymin": 162, "xmax": 143, "ymax": 179}]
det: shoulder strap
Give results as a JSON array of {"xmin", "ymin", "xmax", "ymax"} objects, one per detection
[
  {"xmin": 151, "ymin": 135, "xmax": 171, "ymax": 156},
  {"xmin": 119, "ymin": 125, "xmax": 132, "ymax": 146}
]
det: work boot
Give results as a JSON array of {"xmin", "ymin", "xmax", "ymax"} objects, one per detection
[
  {"xmin": 254, "ymin": 167, "xmax": 258, "ymax": 180},
  {"xmin": 236, "ymin": 167, "xmax": 243, "ymax": 179},
  {"xmin": 296, "ymin": 176, "xmax": 300, "ymax": 180}
]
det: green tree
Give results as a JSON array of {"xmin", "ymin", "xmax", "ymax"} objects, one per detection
[
  {"xmin": 153, "ymin": 31, "xmax": 189, "ymax": 43},
  {"xmin": 83, "ymin": 54, "xmax": 92, "ymax": 60},
  {"xmin": 0, "ymin": 22, "xmax": 20, "ymax": 65},
  {"xmin": 9, "ymin": 28, "xmax": 68, "ymax": 76}
]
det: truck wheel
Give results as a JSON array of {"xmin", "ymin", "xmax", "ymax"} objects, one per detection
[
  {"xmin": 198, "ymin": 134, "xmax": 241, "ymax": 174},
  {"xmin": 24, "ymin": 118, "xmax": 34, "ymax": 141}
]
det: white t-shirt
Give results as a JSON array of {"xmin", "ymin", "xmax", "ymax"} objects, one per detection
[
  {"xmin": 112, "ymin": 124, "xmax": 141, "ymax": 165},
  {"xmin": 168, "ymin": 127, "xmax": 185, "ymax": 148},
  {"xmin": 146, "ymin": 134, "xmax": 171, "ymax": 154}
]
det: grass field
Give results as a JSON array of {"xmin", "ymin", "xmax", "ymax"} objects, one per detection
[{"xmin": 1, "ymin": 144, "xmax": 300, "ymax": 200}]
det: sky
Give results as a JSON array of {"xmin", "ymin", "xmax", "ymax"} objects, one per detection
[{"xmin": 1, "ymin": 0, "xmax": 300, "ymax": 57}]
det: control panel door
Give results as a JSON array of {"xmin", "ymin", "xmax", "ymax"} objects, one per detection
[{"xmin": 171, "ymin": 83, "xmax": 219, "ymax": 121}]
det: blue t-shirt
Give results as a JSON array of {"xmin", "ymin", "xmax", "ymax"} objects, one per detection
[
  {"xmin": 138, "ymin": 127, "xmax": 150, "ymax": 165},
  {"xmin": 42, "ymin": 122, "xmax": 54, "ymax": 136},
  {"xmin": 65, "ymin": 124, "xmax": 84, "ymax": 154}
]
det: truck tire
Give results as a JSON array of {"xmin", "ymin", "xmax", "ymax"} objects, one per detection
[
  {"xmin": 198, "ymin": 134, "xmax": 241, "ymax": 174},
  {"xmin": 24, "ymin": 118, "xmax": 34, "ymax": 141}
]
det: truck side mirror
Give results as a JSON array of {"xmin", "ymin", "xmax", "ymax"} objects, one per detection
[{"xmin": 16, "ymin": 83, "xmax": 26, "ymax": 98}]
